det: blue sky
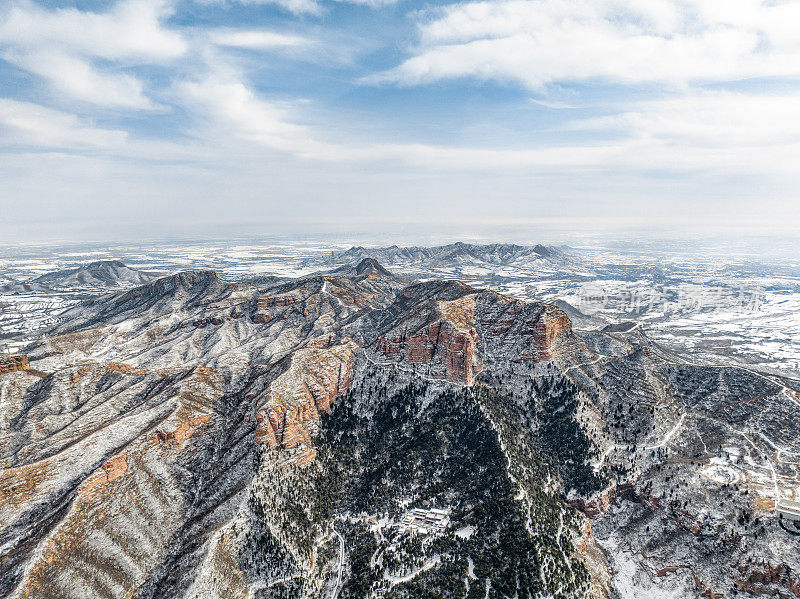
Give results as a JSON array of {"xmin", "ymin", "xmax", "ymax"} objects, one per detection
[{"xmin": 1, "ymin": 0, "xmax": 799, "ymax": 241}]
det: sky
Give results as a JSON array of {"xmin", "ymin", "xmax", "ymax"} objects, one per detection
[{"xmin": 1, "ymin": 0, "xmax": 799, "ymax": 242}]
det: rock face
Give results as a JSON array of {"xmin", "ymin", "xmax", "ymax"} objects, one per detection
[
  {"xmin": 256, "ymin": 339, "xmax": 356, "ymax": 466},
  {"xmin": 392, "ymin": 318, "xmax": 479, "ymax": 383},
  {"xmin": 376, "ymin": 303, "xmax": 481, "ymax": 384},
  {"xmin": 0, "ymin": 353, "xmax": 29, "ymax": 374},
  {"xmin": 1, "ymin": 259, "xmax": 798, "ymax": 599},
  {"xmin": 735, "ymin": 561, "xmax": 800, "ymax": 596},
  {"xmin": 374, "ymin": 285, "xmax": 583, "ymax": 383}
]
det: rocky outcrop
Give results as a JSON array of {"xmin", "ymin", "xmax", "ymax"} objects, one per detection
[
  {"xmin": 192, "ymin": 316, "xmax": 224, "ymax": 327},
  {"xmin": 735, "ymin": 561, "xmax": 800, "ymax": 596},
  {"xmin": 532, "ymin": 313, "xmax": 573, "ymax": 359},
  {"xmin": 477, "ymin": 293, "xmax": 580, "ymax": 361},
  {"xmin": 256, "ymin": 339, "xmax": 357, "ymax": 466},
  {"xmin": 0, "ymin": 353, "xmax": 29, "ymax": 375},
  {"xmin": 375, "ymin": 289, "xmax": 581, "ymax": 383},
  {"xmin": 250, "ymin": 263, "xmax": 403, "ymax": 329},
  {"xmin": 377, "ymin": 317, "xmax": 481, "ymax": 384},
  {"xmin": 569, "ymin": 483, "xmax": 637, "ymax": 518},
  {"xmin": 575, "ymin": 520, "xmax": 613, "ymax": 599}
]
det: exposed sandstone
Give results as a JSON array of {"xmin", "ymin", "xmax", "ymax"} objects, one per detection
[
  {"xmin": 256, "ymin": 340, "xmax": 357, "ymax": 465},
  {"xmin": 0, "ymin": 353, "xmax": 29, "ymax": 375},
  {"xmin": 735, "ymin": 561, "xmax": 800, "ymax": 596},
  {"xmin": 657, "ymin": 566, "xmax": 679, "ymax": 577},
  {"xmin": 375, "ymin": 290, "xmax": 580, "ymax": 384},
  {"xmin": 532, "ymin": 313, "xmax": 573, "ymax": 360},
  {"xmin": 569, "ymin": 483, "xmax": 637, "ymax": 518},
  {"xmin": 376, "ymin": 319, "xmax": 481, "ymax": 384},
  {"xmin": 106, "ymin": 361, "xmax": 149, "ymax": 375},
  {"xmin": 575, "ymin": 520, "xmax": 613, "ymax": 599}
]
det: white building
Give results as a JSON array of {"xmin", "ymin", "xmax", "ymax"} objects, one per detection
[{"xmin": 395, "ymin": 508, "xmax": 450, "ymax": 535}]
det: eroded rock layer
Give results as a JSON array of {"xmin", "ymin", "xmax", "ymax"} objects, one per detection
[{"xmin": 0, "ymin": 354, "xmax": 29, "ymax": 375}]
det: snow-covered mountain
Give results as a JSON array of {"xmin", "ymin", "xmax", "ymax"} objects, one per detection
[
  {"xmin": 31, "ymin": 259, "xmax": 161, "ymax": 289},
  {"xmin": 0, "ymin": 276, "xmax": 50, "ymax": 294},
  {"xmin": 1, "ymin": 259, "xmax": 798, "ymax": 599},
  {"xmin": 322, "ymin": 242, "xmax": 568, "ymax": 269}
]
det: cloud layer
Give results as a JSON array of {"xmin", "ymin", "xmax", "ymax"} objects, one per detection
[
  {"xmin": 0, "ymin": 0, "xmax": 185, "ymax": 107},
  {"xmin": 376, "ymin": 0, "xmax": 800, "ymax": 88},
  {"xmin": 0, "ymin": 0, "xmax": 798, "ymax": 238}
]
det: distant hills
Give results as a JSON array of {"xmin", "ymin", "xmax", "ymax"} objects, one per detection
[
  {"xmin": 322, "ymin": 242, "xmax": 569, "ymax": 269},
  {"xmin": 0, "ymin": 276, "xmax": 50, "ymax": 294},
  {"xmin": 31, "ymin": 260, "xmax": 161, "ymax": 289},
  {"xmin": 0, "ymin": 260, "xmax": 163, "ymax": 296}
]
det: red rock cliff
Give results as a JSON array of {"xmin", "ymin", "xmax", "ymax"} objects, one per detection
[
  {"xmin": 376, "ymin": 294, "xmax": 482, "ymax": 385},
  {"xmin": 255, "ymin": 339, "xmax": 356, "ymax": 466},
  {"xmin": 375, "ymin": 292, "xmax": 578, "ymax": 382}
]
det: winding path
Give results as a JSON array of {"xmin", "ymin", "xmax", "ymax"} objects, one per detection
[{"xmin": 331, "ymin": 523, "xmax": 345, "ymax": 599}]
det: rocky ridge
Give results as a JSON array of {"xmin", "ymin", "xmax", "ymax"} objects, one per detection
[{"xmin": 0, "ymin": 354, "xmax": 30, "ymax": 375}]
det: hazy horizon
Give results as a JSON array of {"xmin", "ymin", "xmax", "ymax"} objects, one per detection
[{"xmin": 2, "ymin": 226, "xmax": 799, "ymax": 265}]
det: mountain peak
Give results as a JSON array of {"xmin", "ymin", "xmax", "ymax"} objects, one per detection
[
  {"xmin": 354, "ymin": 258, "xmax": 393, "ymax": 277},
  {"xmin": 32, "ymin": 259, "xmax": 161, "ymax": 289},
  {"xmin": 149, "ymin": 270, "xmax": 220, "ymax": 292},
  {"xmin": 330, "ymin": 258, "xmax": 396, "ymax": 279}
]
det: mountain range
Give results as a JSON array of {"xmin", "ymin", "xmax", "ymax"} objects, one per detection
[
  {"xmin": 319, "ymin": 243, "xmax": 568, "ymax": 269},
  {"xmin": 1, "ymin": 259, "xmax": 798, "ymax": 599},
  {"xmin": 1, "ymin": 261, "xmax": 161, "ymax": 296}
]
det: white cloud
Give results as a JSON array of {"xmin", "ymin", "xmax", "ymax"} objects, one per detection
[
  {"xmin": 201, "ymin": 0, "xmax": 401, "ymax": 15},
  {"xmin": 0, "ymin": 98, "xmax": 128, "ymax": 147},
  {"xmin": 198, "ymin": 0, "xmax": 323, "ymax": 16},
  {"xmin": 4, "ymin": 50, "xmax": 155, "ymax": 109},
  {"xmin": 209, "ymin": 29, "xmax": 310, "ymax": 50},
  {"xmin": 174, "ymin": 69, "xmax": 800, "ymax": 178},
  {"xmin": 178, "ymin": 74, "xmax": 327, "ymax": 156},
  {"xmin": 373, "ymin": 0, "xmax": 800, "ymax": 89},
  {"xmin": 355, "ymin": 0, "xmax": 800, "ymax": 180},
  {"xmin": 206, "ymin": 27, "xmax": 366, "ymax": 67},
  {"xmin": 0, "ymin": 0, "xmax": 186, "ymax": 61},
  {"xmin": 0, "ymin": 0, "xmax": 185, "ymax": 108}
]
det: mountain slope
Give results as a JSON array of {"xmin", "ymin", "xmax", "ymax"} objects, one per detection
[{"xmin": 0, "ymin": 276, "xmax": 51, "ymax": 294}]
